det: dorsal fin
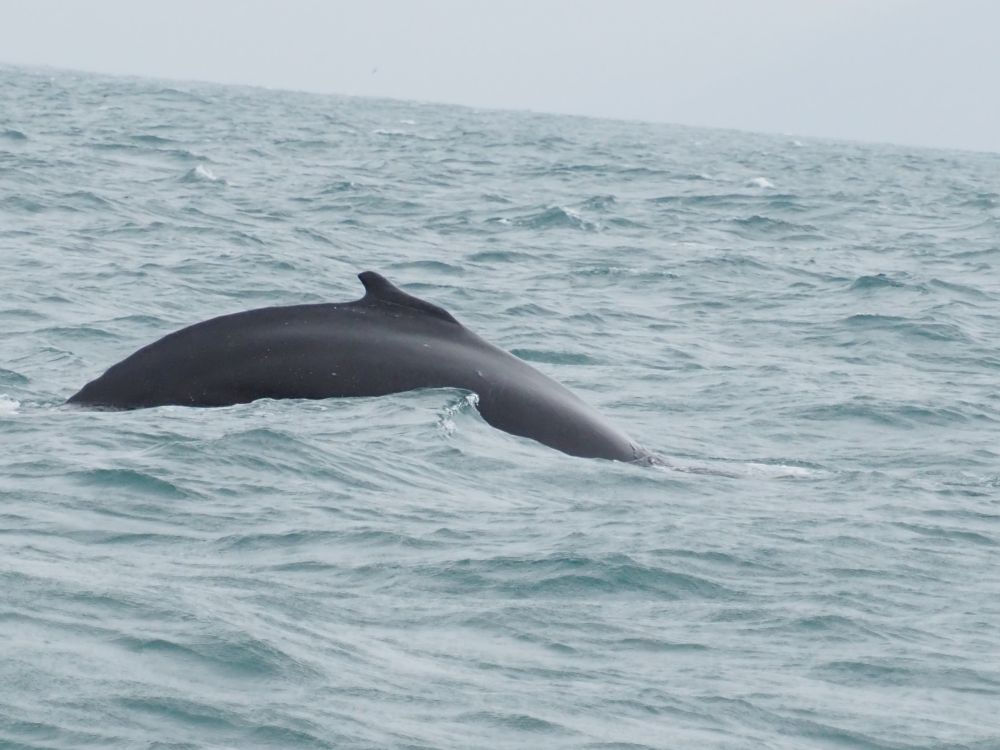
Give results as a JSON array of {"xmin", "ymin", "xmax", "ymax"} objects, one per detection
[{"xmin": 357, "ymin": 271, "xmax": 459, "ymax": 324}]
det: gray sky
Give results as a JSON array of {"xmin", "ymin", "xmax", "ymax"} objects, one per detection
[{"xmin": 2, "ymin": 0, "xmax": 998, "ymax": 153}]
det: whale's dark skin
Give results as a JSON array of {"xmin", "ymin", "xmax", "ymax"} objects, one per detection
[{"xmin": 67, "ymin": 271, "xmax": 648, "ymax": 462}]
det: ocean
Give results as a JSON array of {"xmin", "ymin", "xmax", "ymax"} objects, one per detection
[{"xmin": 2, "ymin": 64, "xmax": 999, "ymax": 749}]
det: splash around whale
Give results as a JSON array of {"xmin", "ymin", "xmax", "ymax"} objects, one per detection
[{"xmin": 67, "ymin": 272, "xmax": 649, "ymax": 462}]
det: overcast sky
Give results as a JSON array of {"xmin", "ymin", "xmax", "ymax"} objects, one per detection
[{"xmin": 2, "ymin": 0, "xmax": 998, "ymax": 153}]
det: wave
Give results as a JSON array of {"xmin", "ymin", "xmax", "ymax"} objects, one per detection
[
  {"xmin": 509, "ymin": 348, "xmax": 598, "ymax": 365},
  {"xmin": 849, "ymin": 273, "xmax": 906, "ymax": 290},
  {"xmin": 130, "ymin": 133, "xmax": 175, "ymax": 145},
  {"xmin": 417, "ymin": 554, "xmax": 739, "ymax": 599},
  {"xmin": 842, "ymin": 314, "xmax": 968, "ymax": 342},
  {"xmin": 70, "ymin": 467, "xmax": 192, "ymax": 499},
  {"xmin": 181, "ymin": 164, "xmax": 226, "ymax": 184},
  {"xmin": 728, "ymin": 214, "xmax": 821, "ymax": 237},
  {"xmin": 798, "ymin": 398, "xmax": 982, "ymax": 426},
  {"xmin": 489, "ymin": 205, "xmax": 599, "ymax": 231},
  {"xmin": 90, "ymin": 141, "xmax": 208, "ymax": 162}
]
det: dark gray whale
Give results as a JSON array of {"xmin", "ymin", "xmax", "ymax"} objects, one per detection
[{"xmin": 67, "ymin": 272, "xmax": 647, "ymax": 462}]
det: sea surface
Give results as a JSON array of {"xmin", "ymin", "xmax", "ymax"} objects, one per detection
[{"xmin": 2, "ymin": 64, "xmax": 999, "ymax": 749}]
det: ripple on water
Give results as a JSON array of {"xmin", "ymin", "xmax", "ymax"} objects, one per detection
[{"xmin": 3, "ymin": 63, "xmax": 1000, "ymax": 750}]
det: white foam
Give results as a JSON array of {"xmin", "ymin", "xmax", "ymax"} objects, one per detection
[
  {"xmin": 0, "ymin": 394, "xmax": 21, "ymax": 414},
  {"xmin": 191, "ymin": 164, "xmax": 221, "ymax": 182},
  {"xmin": 747, "ymin": 176, "xmax": 774, "ymax": 189},
  {"xmin": 743, "ymin": 462, "xmax": 817, "ymax": 479},
  {"xmin": 561, "ymin": 206, "xmax": 601, "ymax": 231},
  {"xmin": 436, "ymin": 393, "xmax": 479, "ymax": 436},
  {"xmin": 655, "ymin": 456, "xmax": 820, "ymax": 479}
]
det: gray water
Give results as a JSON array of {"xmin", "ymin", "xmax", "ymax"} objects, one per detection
[{"xmin": 2, "ymin": 64, "xmax": 1000, "ymax": 749}]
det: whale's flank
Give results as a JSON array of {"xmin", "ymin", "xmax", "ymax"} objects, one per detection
[{"xmin": 68, "ymin": 272, "xmax": 646, "ymax": 462}]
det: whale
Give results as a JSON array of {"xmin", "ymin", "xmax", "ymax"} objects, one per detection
[{"xmin": 67, "ymin": 271, "xmax": 648, "ymax": 462}]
